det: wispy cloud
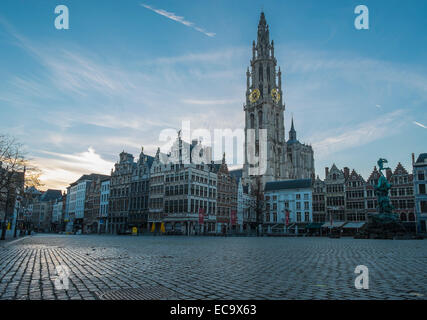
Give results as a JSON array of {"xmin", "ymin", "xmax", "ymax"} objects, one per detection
[
  {"xmin": 141, "ymin": 3, "xmax": 215, "ymax": 37},
  {"xmin": 311, "ymin": 110, "xmax": 406, "ymax": 159},
  {"xmin": 413, "ymin": 121, "xmax": 427, "ymax": 129}
]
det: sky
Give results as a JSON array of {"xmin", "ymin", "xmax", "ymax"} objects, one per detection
[{"xmin": 0, "ymin": 0, "xmax": 426, "ymax": 190}]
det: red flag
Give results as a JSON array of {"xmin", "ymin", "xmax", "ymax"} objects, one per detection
[
  {"xmin": 199, "ymin": 208, "xmax": 204, "ymax": 224},
  {"xmin": 230, "ymin": 210, "xmax": 237, "ymax": 226},
  {"xmin": 285, "ymin": 209, "xmax": 289, "ymax": 226}
]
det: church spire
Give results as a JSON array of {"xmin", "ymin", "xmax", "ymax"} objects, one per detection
[
  {"xmin": 257, "ymin": 11, "xmax": 270, "ymax": 58},
  {"xmin": 289, "ymin": 117, "xmax": 297, "ymax": 141}
]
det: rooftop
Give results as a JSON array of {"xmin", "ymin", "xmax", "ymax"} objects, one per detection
[{"xmin": 265, "ymin": 179, "xmax": 312, "ymax": 192}]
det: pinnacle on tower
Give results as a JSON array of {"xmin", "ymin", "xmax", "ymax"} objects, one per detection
[
  {"xmin": 289, "ymin": 117, "xmax": 297, "ymax": 142},
  {"xmin": 257, "ymin": 11, "xmax": 270, "ymax": 57}
]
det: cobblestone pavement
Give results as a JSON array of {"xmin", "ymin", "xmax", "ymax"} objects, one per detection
[{"xmin": 0, "ymin": 234, "xmax": 426, "ymax": 300}]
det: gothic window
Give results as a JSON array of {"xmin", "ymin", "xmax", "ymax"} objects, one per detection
[
  {"xmin": 259, "ymin": 64, "xmax": 263, "ymax": 81},
  {"xmin": 250, "ymin": 113, "xmax": 255, "ymax": 128},
  {"xmin": 255, "ymin": 140, "xmax": 259, "ymax": 156},
  {"xmin": 258, "ymin": 110, "xmax": 263, "ymax": 127},
  {"xmin": 259, "ymin": 85, "xmax": 263, "ymax": 97},
  {"xmin": 267, "ymin": 66, "xmax": 270, "ymax": 82}
]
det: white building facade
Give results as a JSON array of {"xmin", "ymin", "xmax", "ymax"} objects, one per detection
[
  {"xmin": 99, "ymin": 178, "xmax": 110, "ymax": 233},
  {"xmin": 264, "ymin": 179, "xmax": 312, "ymax": 234}
]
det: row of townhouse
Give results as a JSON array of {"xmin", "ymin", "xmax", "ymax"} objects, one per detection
[
  {"xmin": 60, "ymin": 137, "xmax": 426, "ymax": 236},
  {"xmin": 62, "ymin": 133, "xmax": 257, "ymax": 235},
  {"xmin": 310, "ymin": 153, "xmax": 427, "ymax": 234}
]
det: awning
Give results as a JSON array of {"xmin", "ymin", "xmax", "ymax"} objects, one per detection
[
  {"xmin": 343, "ymin": 222, "xmax": 366, "ymax": 229},
  {"xmin": 322, "ymin": 221, "xmax": 346, "ymax": 228},
  {"xmin": 306, "ymin": 223, "xmax": 323, "ymax": 229}
]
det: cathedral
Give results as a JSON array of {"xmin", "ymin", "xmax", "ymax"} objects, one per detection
[{"xmin": 242, "ymin": 12, "xmax": 315, "ymax": 192}]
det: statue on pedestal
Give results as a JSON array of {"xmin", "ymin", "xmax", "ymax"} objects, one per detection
[{"xmin": 358, "ymin": 158, "xmax": 406, "ymax": 239}]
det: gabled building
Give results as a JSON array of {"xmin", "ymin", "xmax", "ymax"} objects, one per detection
[
  {"xmin": 324, "ymin": 164, "xmax": 346, "ymax": 225},
  {"xmin": 149, "ymin": 134, "xmax": 218, "ymax": 235},
  {"xmin": 389, "ymin": 162, "xmax": 415, "ymax": 232},
  {"xmin": 413, "ymin": 153, "xmax": 427, "ymax": 233},
  {"xmin": 129, "ymin": 148, "xmax": 153, "ymax": 232},
  {"xmin": 345, "ymin": 169, "xmax": 367, "ymax": 222},
  {"xmin": 65, "ymin": 174, "xmax": 109, "ymax": 233},
  {"xmin": 312, "ymin": 176, "xmax": 326, "ymax": 223},
  {"xmin": 108, "ymin": 152, "xmax": 135, "ymax": 234},
  {"xmin": 366, "ymin": 166, "xmax": 381, "ymax": 216},
  {"xmin": 98, "ymin": 178, "xmax": 110, "ymax": 233},
  {"xmin": 230, "ymin": 169, "xmax": 257, "ymax": 233},
  {"xmin": 215, "ymin": 153, "xmax": 238, "ymax": 234}
]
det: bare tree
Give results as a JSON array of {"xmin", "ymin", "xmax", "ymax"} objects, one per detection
[{"xmin": 0, "ymin": 134, "xmax": 41, "ymax": 240}]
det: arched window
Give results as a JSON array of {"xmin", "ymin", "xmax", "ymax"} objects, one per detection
[
  {"xmin": 250, "ymin": 113, "xmax": 255, "ymax": 128},
  {"xmin": 259, "ymin": 64, "xmax": 263, "ymax": 81},
  {"xmin": 258, "ymin": 110, "xmax": 263, "ymax": 127},
  {"xmin": 400, "ymin": 213, "xmax": 407, "ymax": 221},
  {"xmin": 267, "ymin": 66, "xmax": 270, "ymax": 82},
  {"xmin": 259, "ymin": 86, "xmax": 263, "ymax": 98}
]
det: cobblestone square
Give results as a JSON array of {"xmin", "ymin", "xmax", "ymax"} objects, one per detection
[{"xmin": 0, "ymin": 234, "xmax": 426, "ymax": 300}]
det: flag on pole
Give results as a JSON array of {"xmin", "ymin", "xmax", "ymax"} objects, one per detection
[
  {"xmin": 150, "ymin": 223, "xmax": 155, "ymax": 232},
  {"xmin": 199, "ymin": 208, "xmax": 204, "ymax": 224},
  {"xmin": 160, "ymin": 222, "xmax": 165, "ymax": 233}
]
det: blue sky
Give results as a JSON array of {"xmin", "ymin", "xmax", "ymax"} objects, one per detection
[{"xmin": 0, "ymin": 0, "xmax": 426, "ymax": 190}]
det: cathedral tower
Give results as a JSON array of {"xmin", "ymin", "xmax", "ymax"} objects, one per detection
[{"xmin": 243, "ymin": 12, "xmax": 287, "ymax": 192}]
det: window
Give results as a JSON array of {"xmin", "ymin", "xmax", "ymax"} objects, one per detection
[
  {"xmin": 297, "ymin": 212, "xmax": 301, "ymax": 222},
  {"xmin": 419, "ymin": 184, "xmax": 426, "ymax": 195},
  {"xmin": 418, "ymin": 172, "xmax": 425, "ymax": 181},
  {"xmin": 305, "ymin": 212, "xmax": 310, "ymax": 222},
  {"xmin": 258, "ymin": 111, "xmax": 263, "ymax": 127},
  {"xmin": 421, "ymin": 201, "xmax": 427, "ymax": 213}
]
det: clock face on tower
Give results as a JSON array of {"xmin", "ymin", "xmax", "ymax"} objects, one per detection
[
  {"xmin": 249, "ymin": 88, "xmax": 261, "ymax": 103},
  {"xmin": 271, "ymin": 88, "xmax": 280, "ymax": 103}
]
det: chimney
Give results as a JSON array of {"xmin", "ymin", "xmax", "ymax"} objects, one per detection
[
  {"xmin": 325, "ymin": 167, "xmax": 329, "ymax": 178},
  {"xmin": 344, "ymin": 167, "xmax": 350, "ymax": 179},
  {"xmin": 412, "ymin": 153, "xmax": 415, "ymax": 166}
]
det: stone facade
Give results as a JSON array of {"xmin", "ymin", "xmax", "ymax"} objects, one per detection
[
  {"xmin": 148, "ymin": 134, "xmax": 218, "ymax": 235},
  {"xmin": 242, "ymin": 13, "xmax": 315, "ymax": 192},
  {"xmin": 242, "ymin": 12, "xmax": 287, "ymax": 191},
  {"xmin": 108, "ymin": 152, "xmax": 134, "ymax": 234},
  {"xmin": 129, "ymin": 149, "xmax": 153, "ymax": 232},
  {"xmin": 389, "ymin": 162, "xmax": 416, "ymax": 232},
  {"xmin": 216, "ymin": 154, "xmax": 238, "ymax": 233},
  {"xmin": 285, "ymin": 118, "xmax": 315, "ymax": 180},
  {"xmin": 413, "ymin": 153, "xmax": 427, "ymax": 233}
]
